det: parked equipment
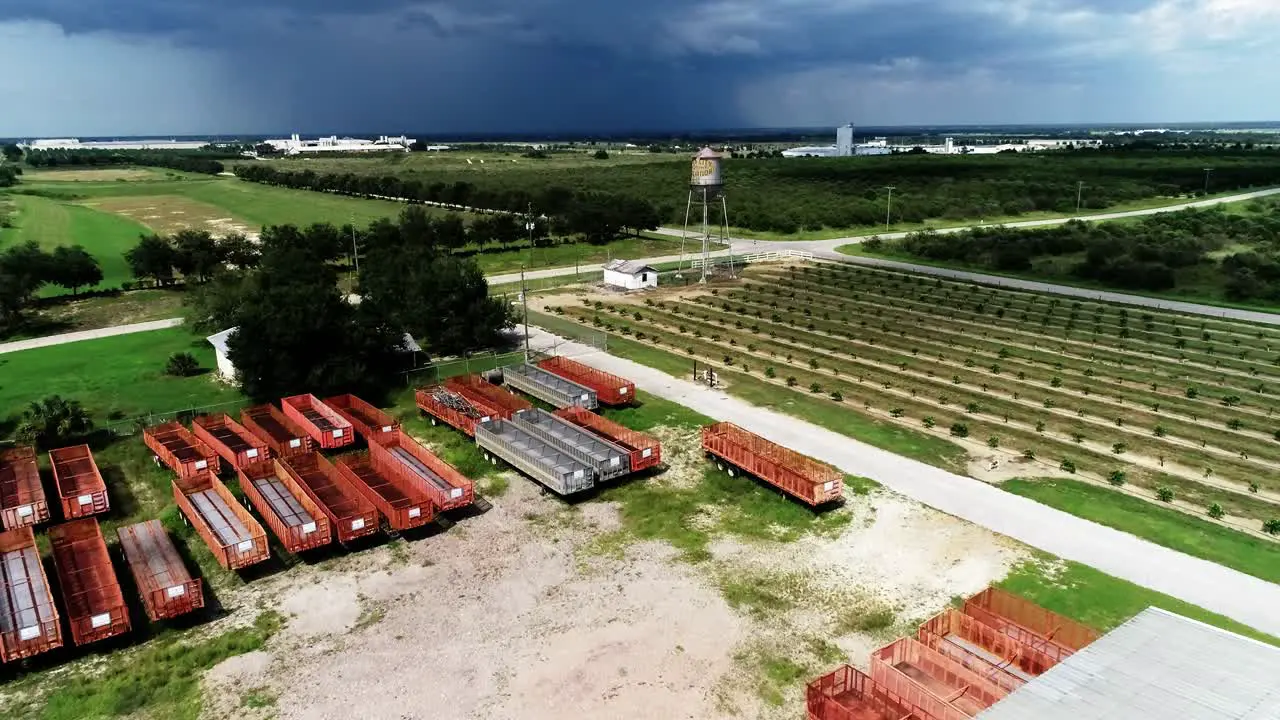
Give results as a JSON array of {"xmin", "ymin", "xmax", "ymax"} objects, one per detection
[
  {"xmin": 49, "ymin": 518, "xmax": 130, "ymax": 646},
  {"xmin": 474, "ymin": 419, "xmax": 594, "ymax": 495},
  {"xmin": 324, "ymin": 394, "xmax": 399, "ymax": 445},
  {"xmin": 0, "ymin": 526, "xmax": 62, "ymax": 662},
  {"xmin": 806, "ymin": 665, "xmax": 943, "ymax": 720},
  {"xmin": 445, "ymin": 375, "xmax": 532, "ymax": 417},
  {"xmin": 554, "ymin": 407, "xmax": 662, "ymax": 472},
  {"xmin": 49, "ymin": 445, "xmax": 109, "ymax": 519},
  {"xmin": 172, "ymin": 471, "xmax": 269, "ymax": 570},
  {"xmin": 281, "ymin": 394, "xmax": 354, "ymax": 449},
  {"xmin": 701, "ymin": 422, "xmax": 843, "ymax": 506},
  {"xmin": 241, "ymin": 404, "xmax": 313, "ymax": 458},
  {"xmin": 336, "ymin": 453, "xmax": 435, "ymax": 531},
  {"xmin": 962, "ymin": 586, "xmax": 1099, "ymax": 661},
  {"xmin": 279, "ymin": 453, "xmax": 379, "ymax": 543},
  {"xmin": 0, "ymin": 446, "xmax": 49, "ymax": 529},
  {"xmin": 144, "ymin": 422, "xmax": 220, "ymax": 478},
  {"xmin": 870, "ymin": 637, "xmax": 1008, "ymax": 719},
  {"xmin": 370, "ymin": 432, "xmax": 474, "ymax": 510},
  {"xmin": 512, "ymin": 409, "xmax": 630, "ymax": 481},
  {"xmin": 116, "ymin": 519, "xmax": 203, "ymax": 621},
  {"xmin": 415, "ymin": 385, "xmax": 501, "ymax": 437},
  {"xmin": 918, "ymin": 609, "xmax": 1053, "ymax": 680},
  {"xmin": 237, "ymin": 461, "xmax": 332, "ymax": 553},
  {"xmin": 501, "ymin": 363, "xmax": 598, "ymax": 409},
  {"xmin": 538, "ymin": 356, "xmax": 635, "ymax": 406},
  {"xmin": 192, "ymin": 413, "xmax": 270, "ymax": 470}
]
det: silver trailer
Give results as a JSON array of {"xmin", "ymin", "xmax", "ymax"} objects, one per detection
[
  {"xmin": 502, "ymin": 363, "xmax": 598, "ymax": 409},
  {"xmin": 512, "ymin": 409, "xmax": 631, "ymax": 481},
  {"xmin": 474, "ymin": 419, "xmax": 594, "ymax": 495}
]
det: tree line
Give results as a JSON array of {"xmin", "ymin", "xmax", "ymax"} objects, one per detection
[
  {"xmin": 23, "ymin": 149, "xmax": 230, "ymax": 175},
  {"xmin": 234, "ymin": 164, "xmax": 660, "ymax": 243},
  {"xmin": 885, "ymin": 202, "xmax": 1280, "ymax": 298},
  {"xmin": 0, "ymin": 242, "xmax": 104, "ymax": 335},
  {"xmin": 240, "ymin": 149, "xmax": 1280, "ymax": 236},
  {"xmin": 183, "ymin": 207, "xmax": 514, "ymax": 402}
]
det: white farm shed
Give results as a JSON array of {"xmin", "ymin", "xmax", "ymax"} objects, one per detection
[
  {"xmin": 206, "ymin": 327, "xmax": 238, "ymax": 380},
  {"xmin": 602, "ymin": 260, "xmax": 658, "ymax": 290}
]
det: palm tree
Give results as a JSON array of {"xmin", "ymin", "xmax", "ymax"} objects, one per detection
[{"xmin": 16, "ymin": 396, "xmax": 94, "ymax": 448}]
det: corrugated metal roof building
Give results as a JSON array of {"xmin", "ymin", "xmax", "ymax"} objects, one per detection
[{"xmin": 977, "ymin": 607, "xmax": 1280, "ymax": 719}]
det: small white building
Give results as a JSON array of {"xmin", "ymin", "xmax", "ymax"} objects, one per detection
[
  {"xmin": 206, "ymin": 327, "xmax": 238, "ymax": 380},
  {"xmin": 602, "ymin": 260, "xmax": 658, "ymax": 290}
]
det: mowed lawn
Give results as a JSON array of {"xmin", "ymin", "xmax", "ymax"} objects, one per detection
[
  {"xmin": 0, "ymin": 193, "xmax": 150, "ymax": 294},
  {"xmin": 0, "ymin": 328, "xmax": 243, "ymax": 431},
  {"xmin": 1003, "ymin": 478, "xmax": 1280, "ymax": 584}
]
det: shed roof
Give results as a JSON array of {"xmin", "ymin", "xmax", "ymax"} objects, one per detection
[
  {"xmin": 603, "ymin": 259, "xmax": 656, "ymax": 275},
  {"xmin": 206, "ymin": 327, "xmax": 237, "ymax": 355},
  {"xmin": 977, "ymin": 607, "xmax": 1280, "ymax": 720}
]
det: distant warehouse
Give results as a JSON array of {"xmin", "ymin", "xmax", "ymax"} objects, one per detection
[{"xmin": 259, "ymin": 134, "xmax": 415, "ymax": 156}]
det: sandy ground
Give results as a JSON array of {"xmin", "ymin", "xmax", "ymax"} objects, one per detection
[
  {"xmin": 199, "ymin": 435, "xmax": 1025, "ymax": 720},
  {"xmin": 83, "ymin": 195, "xmax": 258, "ymax": 238}
]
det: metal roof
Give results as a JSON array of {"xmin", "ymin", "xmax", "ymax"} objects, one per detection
[
  {"xmin": 206, "ymin": 327, "xmax": 237, "ymax": 355},
  {"xmin": 602, "ymin": 259, "xmax": 656, "ymax": 275},
  {"xmin": 977, "ymin": 607, "xmax": 1280, "ymax": 720}
]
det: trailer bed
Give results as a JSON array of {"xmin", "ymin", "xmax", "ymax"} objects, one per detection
[
  {"xmin": 49, "ymin": 519, "xmax": 130, "ymax": 645},
  {"xmin": 145, "ymin": 422, "xmax": 219, "ymax": 477},
  {"xmin": 415, "ymin": 385, "xmax": 500, "ymax": 437},
  {"xmin": 172, "ymin": 473, "xmax": 269, "ymax": 570},
  {"xmin": 0, "ymin": 527, "xmax": 61, "ymax": 661},
  {"xmin": 554, "ymin": 407, "xmax": 662, "ymax": 472},
  {"xmin": 0, "ymin": 447, "xmax": 49, "ymax": 529},
  {"xmin": 241, "ymin": 404, "xmax": 312, "ymax": 457},
  {"xmin": 238, "ymin": 461, "xmax": 332, "ymax": 553},
  {"xmin": 537, "ymin": 356, "xmax": 635, "ymax": 406},
  {"xmin": 513, "ymin": 409, "xmax": 630, "ymax": 480},
  {"xmin": 445, "ymin": 375, "xmax": 532, "ymax": 416},
  {"xmin": 702, "ymin": 422, "xmax": 843, "ymax": 506},
  {"xmin": 50, "ymin": 445, "xmax": 109, "ymax": 518},
  {"xmin": 502, "ymin": 363, "xmax": 598, "ymax": 409},
  {"xmin": 324, "ymin": 394, "xmax": 399, "ymax": 444},
  {"xmin": 116, "ymin": 520, "xmax": 203, "ymax": 621},
  {"xmin": 281, "ymin": 454, "xmax": 379, "ymax": 542},
  {"xmin": 475, "ymin": 419, "xmax": 594, "ymax": 495},
  {"xmin": 282, "ymin": 395, "xmax": 354, "ymax": 449},
  {"xmin": 807, "ymin": 665, "xmax": 942, "ymax": 720},
  {"xmin": 337, "ymin": 454, "xmax": 433, "ymax": 531}
]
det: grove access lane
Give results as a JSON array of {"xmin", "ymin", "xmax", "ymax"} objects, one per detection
[
  {"xmin": 0, "ymin": 318, "xmax": 185, "ymax": 355},
  {"xmin": 524, "ymin": 325, "xmax": 1280, "ymax": 639}
]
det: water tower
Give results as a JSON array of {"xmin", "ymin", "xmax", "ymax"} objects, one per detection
[{"xmin": 680, "ymin": 147, "xmax": 733, "ymax": 283}]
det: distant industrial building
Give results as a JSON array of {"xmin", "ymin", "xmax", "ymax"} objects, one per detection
[
  {"xmin": 782, "ymin": 125, "xmax": 1102, "ymax": 158},
  {"xmin": 21, "ymin": 138, "xmax": 211, "ymax": 151},
  {"xmin": 260, "ymin": 133, "xmax": 415, "ymax": 155}
]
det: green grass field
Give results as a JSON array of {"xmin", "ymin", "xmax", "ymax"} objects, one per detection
[
  {"xmin": 0, "ymin": 327, "xmax": 242, "ymax": 432},
  {"xmin": 1003, "ymin": 478, "xmax": 1279, "ymax": 584},
  {"xmin": 0, "ymin": 194, "xmax": 152, "ymax": 294}
]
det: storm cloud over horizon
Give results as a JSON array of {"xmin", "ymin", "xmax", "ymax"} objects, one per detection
[{"xmin": 2, "ymin": 0, "xmax": 1278, "ymax": 136}]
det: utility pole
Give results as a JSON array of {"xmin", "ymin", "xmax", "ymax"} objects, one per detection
[
  {"xmin": 1076, "ymin": 181, "xmax": 1084, "ymax": 213},
  {"xmin": 350, "ymin": 213, "xmax": 359, "ymax": 276},
  {"xmin": 884, "ymin": 186, "xmax": 896, "ymax": 231},
  {"xmin": 1203, "ymin": 167, "xmax": 1213, "ymax": 195},
  {"xmin": 520, "ymin": 264, "xmax": 531, "ymax": 361}
]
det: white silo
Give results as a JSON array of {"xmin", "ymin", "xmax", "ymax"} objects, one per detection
[{"xmin": 836, "ymin": 124, "xmax": 854, "ymax": 157}]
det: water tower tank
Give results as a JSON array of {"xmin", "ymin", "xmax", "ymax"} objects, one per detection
[{"xmin": 690, "ymin": 147, "xmax": 724, "ymax": 189}]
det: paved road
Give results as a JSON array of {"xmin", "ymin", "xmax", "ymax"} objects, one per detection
[
  {"xmin": 525, "ymin": 325, "xmax": 1280, "ymax": 638},
  {"xmin": 487, "ymin": 249, "xmax": 731, "ymax": 286},
  {"xmin": 0, "ymin": 318, "xmax": 185, "ymax": 355}
]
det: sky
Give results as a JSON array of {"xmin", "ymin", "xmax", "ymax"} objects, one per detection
[{"xmin": 1, "ymin": 0, "xmax": 1279, "ymax": 136}]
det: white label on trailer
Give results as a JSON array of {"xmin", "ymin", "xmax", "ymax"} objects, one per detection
[
  {"xmin": 302, "ymin": 522, "xmax": 316, "ymax": 534},
  {"xmin": 166, "ymin": 585, "xmax": 187, "ymax": 598},
  {"xmin": 480, "ymin": 416, "xmax": 491, "ymax": 423},
  {"xmin": 409, "ymin": 507, "xmax": 421, "ymax": 519},
  {"xmin": 450, "ymin": 488, "xmax": 463, "ymax": 499},
  {"xmin": 351, "ymin": 518, "xmax": 366, "ymax": 531},
  {"xmin": 236, "ymin": 540, "xmax": 254, "ymax": 552},
  {"xmin": 610, "ymin": 457, "xmax": 620, "ymax": 467},
  {"xmin": 572, "ymin": 469, "xmax": 585, "ymax": 479},
  {"xmin": 78, "ymin": 494, "xmax": 94, "ymax": 506},
  {"xmin": 382, "ymin": 425, "xmax": 393, "ymax": 433},
  {"xmin": 19, "ymin": 626, "xmax": 40, "ymax": 641},
  {"xmin": 333, "ymin": 428, "xmax": 345, "ymax": 438},
  {"xmin": 91, "ymin": 613, "xmax": 112, "ymax": 629},
  {"xmin": 195, "ymin": 460, "xmax": 208, "ymax": 470},
  {"xmin": 246, "ymin": 449, "xmax": 259, "ymax": 459},
  {"xmin": 823, "ymin": 481, "xmax": 835, "ymax": 492},
  {"xmin": 642, "ymin": 448, "xmax": 653, "ymax": 458},
  {"xmin": 16, "ymin": 505, "xmax": 32, "ymax": 518},
  {"xmin": 580, "ymin": 394, "xmax": 590, "ymax": 402},
  {"xmin": 620, "ymin": 386, "xmax": 629, "ymax": 395},
  {"xmin": 289, "ymin": 439, "xmax": 302, "ymax": 448}
]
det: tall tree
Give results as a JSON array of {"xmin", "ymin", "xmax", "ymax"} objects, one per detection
[
  {"xmin": 125, "ymin": 235, "xmax": 177, "ymax": 286},
  {"xmin": 171, "ymin": 229, "xmax": 224, "ymax": 283},
  {"xmin": 48, "ymin": 245, "xmax": 103, "ymax": 295},
  {"xmin": 0, "ymin": 143, "xmax": 21, "ymax": 163}
]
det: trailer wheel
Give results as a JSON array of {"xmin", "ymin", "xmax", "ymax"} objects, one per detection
[
  {"xmin": 430, "ymin": 417, "xmax": 438, "ymax": 426},
  {"xmin": 715, "ymin": 461, "xmax": 724, "ymax": 472},
  {"xmin": 726, "ymin": 466, "xmax": 736, "ymax": 477}
]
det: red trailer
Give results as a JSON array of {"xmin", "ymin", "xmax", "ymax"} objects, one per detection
[
  {"xmin": 237, "ymin": 461, "xmax": 332, "ymax": 553},
  {"xmin": 172, "ymin": 471, "xmax": 270, "ymax": 570},
  {"xmin": 281, "ymin": 395, "xmax": 355, "ymax": 449},
  {"xmin": 144, "ymin": 422, "xmax": 220, "ymax": 478},
  {"xmin": 324, "ymin": 394, "xmax": 399, "ymax": 445},
  {"xmin": 0, "ymin": 446, "xmax": 49, "ymax": 529},
  {"xmin": 807, "ymin": 665, "xmax": 942, "ymax": 720},
  {"xmin": 49, "ymin": 445, "xmax": 109, "ymax": 519},
  {"xmin": 192, "ymin": 413, "xmax": 270, "ymax": 470},
  {"xmin": 116, "ymin": 520, "xmax": 204, "ymax": 621},
  {"xmin": 336, "ymin": 453, "xmax": 435, "ymax": 531},
  {"xmin": 0, "ymin": 526, "xmax": 62, "ymax": 662},
  {"xmin": 49, "ymin": 518, "xmax": 130, "ymax": 646},
  {"xmin": 415, "ymin": 384, "xmax": 503, "ymax": 437},
  {"xmin": 701, "ymin": 422, "xmax": 843, "ymax": 506},
  {"xmin": 962, "ymin": 587, "xmax": 1098, "ymax": 662},
  {"xmin": 279, "ymin": 453, "xmax": 379, "ymax": 543},
  {"xmin": 241, "ymin": 404, "xmax": 313, "ymax": 458},
  {"xmin": 369, "ymin": 431, "xmax": 473, "ymax": 511},
  {"xmin": 918, "ymin": 609, "xmax": 1057, "ymax": 680},
  {"xmin": 445, "ymin": 375, "xmax": 532, "ymax": 417},
  {"xmin": 538, "ymin": 356, "xmax": 636, "ymax": 406},
  {"xmin": 554, "ymin": 407, "xmax": 662, "ymax": 472},
  {"xmin": 869, "ymin": 637, "xmax": 1009, "ymax": 719}
]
